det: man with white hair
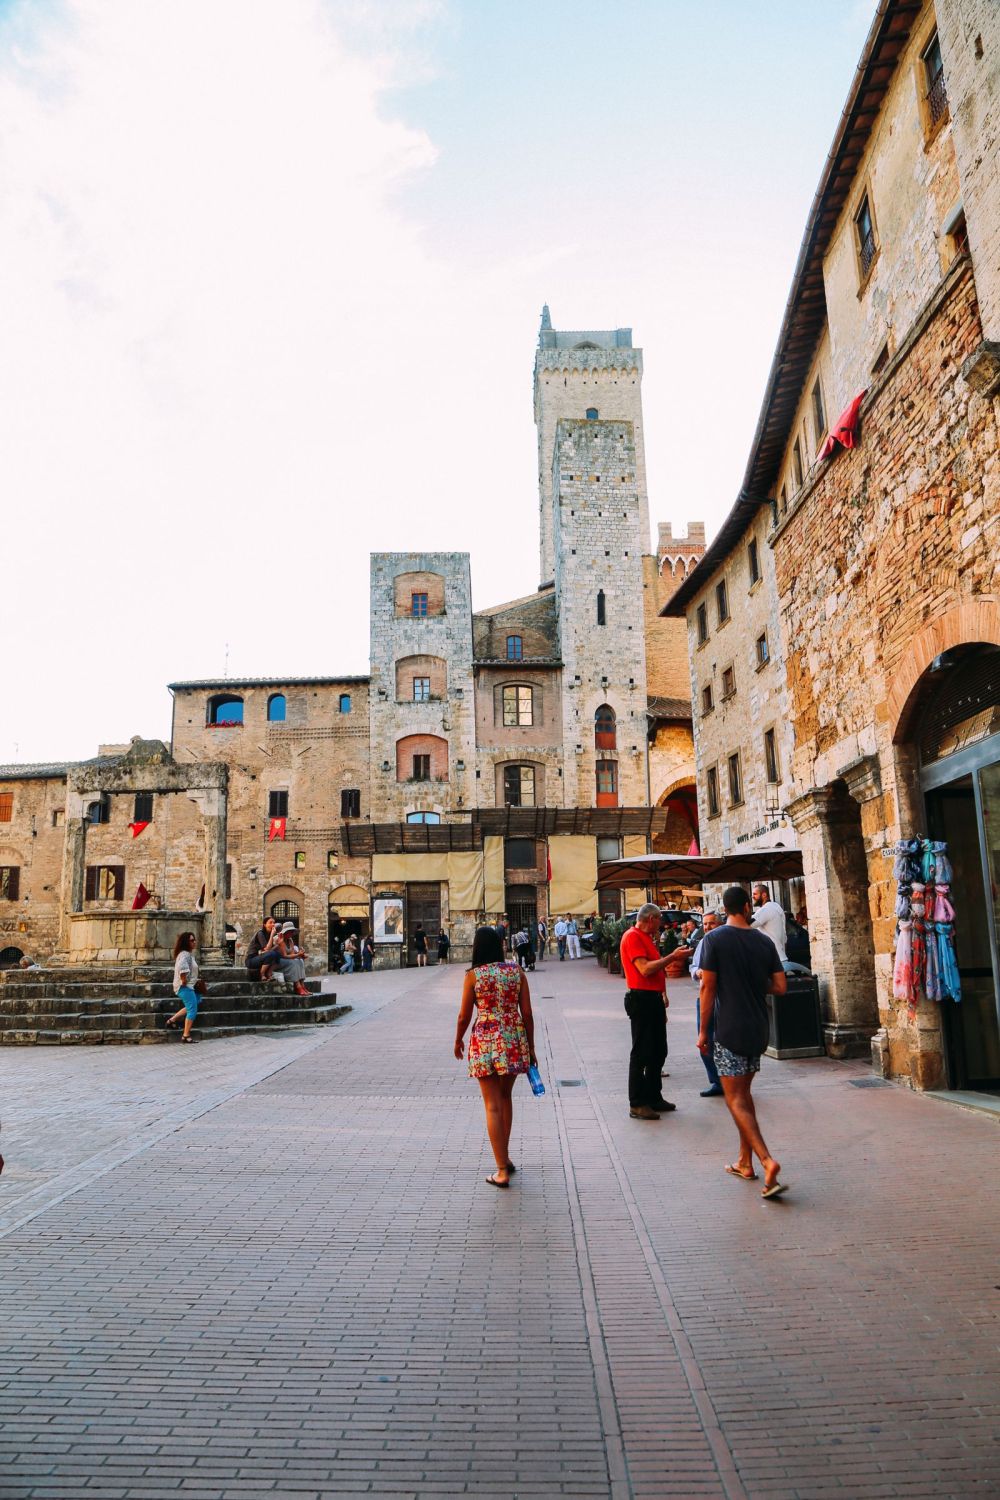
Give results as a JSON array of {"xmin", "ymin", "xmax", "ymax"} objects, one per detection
[{"xmin": 619, "ymin": 903, "xmax": 675, "ymax": 1120}]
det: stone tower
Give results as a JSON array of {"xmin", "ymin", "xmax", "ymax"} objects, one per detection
[
  {"xmin": 552, "ymin": 418, "xmax": 650, "ymax": 810},
  {"xmin": 534, "ymin": 307, "xmax": 649, "ymax": 584}
]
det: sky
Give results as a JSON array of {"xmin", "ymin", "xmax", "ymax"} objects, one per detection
[{"xmin": 1, "ymin": 0, "xmax": 877, "ymax": 764}]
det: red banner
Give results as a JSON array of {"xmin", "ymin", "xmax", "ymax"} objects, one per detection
[
  {"xmin": 128, "ymin": 821, "xmax": 150, "ymax": 839},
  {"xmin": 268, "ymin": 817, "xmax": 287, "ymax": 841},
  {"xmin": 131, "ymin": 882, "xmax": 152, "ymax": 910}
]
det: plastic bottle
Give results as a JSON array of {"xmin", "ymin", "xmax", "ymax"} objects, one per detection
[{"xmin": 527, "ymin": 1063, "xmax": 545, "ymax": 1096}]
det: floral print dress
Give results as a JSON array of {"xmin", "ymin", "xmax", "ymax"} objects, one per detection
[{"xmin": 467, "ymin": 962, "xmax": 530, "ymax": 1079}]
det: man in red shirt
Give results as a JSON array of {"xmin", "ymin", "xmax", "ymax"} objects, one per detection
[{"xmin": 619, "ymin": 903, "xmax": 676, "ymax": 1119}]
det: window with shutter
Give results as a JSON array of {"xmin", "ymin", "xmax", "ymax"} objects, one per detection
[{"xmin": 0, "ymin": 866, "xmax": 20, "ymax": 900}]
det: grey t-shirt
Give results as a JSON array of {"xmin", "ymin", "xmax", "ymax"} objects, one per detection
[{"xmin": 698, "ymin": 924, "xmax": 782, "ymax": 1057}]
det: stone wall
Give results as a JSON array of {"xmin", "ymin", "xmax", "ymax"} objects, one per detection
[{"xmin": 0, "ymin": 773, "xmax": 66, "ymax": 962}]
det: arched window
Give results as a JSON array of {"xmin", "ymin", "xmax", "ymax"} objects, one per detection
[
  {"xmin": 208, "ymin": 694, "xmax": 244, "ymax": 726},
  {"xmin": 339, "ymin": 693, "xmax": 351, "ymax": 714},
  {"xmin": 597, "ymin": 590, "xmax": 606, "ymax": 626},
  {"xmin": 595, "ymin": 705, "xmax": 617, "ymax": 750},
  {"xmin": 267, "ymin": 693, "xmax": 286, "ymax": 722},
  {"xmin": 406, "ymin": 811, "xmax": 441, "ymax": 824},
  {"xmin": 586, "ymin": 407, "xmax": 599, "ymax": 420},
  {"xmin": 270, "ymin": 899, "xmax": 299, "ymax": 923}
]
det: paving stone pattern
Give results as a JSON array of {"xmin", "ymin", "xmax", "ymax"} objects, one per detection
[{"xmin": 1, "ymin": 961, "xmax": 999, "ymax": 1498}]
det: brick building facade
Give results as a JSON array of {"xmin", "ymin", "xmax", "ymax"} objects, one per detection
[{"xmin": 669, "ymin": 0, "xmax": 1000, "ymax": 1092}]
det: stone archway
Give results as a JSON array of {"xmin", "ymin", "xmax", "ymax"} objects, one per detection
[
  {"xmin": 653, "ymin": 777, "xmax": 699, "ymax": 855},
  {"xmin": 887, "ymin": 599, "xmax": 1000, "ymax": 742}
]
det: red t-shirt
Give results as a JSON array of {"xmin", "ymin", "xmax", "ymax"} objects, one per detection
[{"xmin": 620, "ymin": 926, "xmax": 665, "ymax": 993}]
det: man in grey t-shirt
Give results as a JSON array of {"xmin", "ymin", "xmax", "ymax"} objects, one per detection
[{"xmin": 697, "ymin": 886, "xmax": 788, "ymax": 1199}]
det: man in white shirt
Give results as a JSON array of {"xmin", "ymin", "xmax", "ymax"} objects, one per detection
[
  {"xmin": 752, "ymin": 884, "xmax": 788, "ymax": 962},
  {"xmin": 565, "ymin": 917, "xmax": 581, "ymax": 960},
  {"xmin": 554, "ymin": 916, "xmax": 568, "ymax": 961}
]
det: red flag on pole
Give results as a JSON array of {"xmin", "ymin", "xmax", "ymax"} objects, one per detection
[
  {"xmin": 131, "ymin": 883, "xmax": 152, "ymax": 910},
  {"xmin": 268, "ymin": 817, "xmax": 287, "ymax": 841},
  {"xmin": 128, "ymin": 821, "xmax": 150, "ymax": 839},
  {"xmin": 818, "ymin": 390, "xmax": 866, "ymax": 460}
]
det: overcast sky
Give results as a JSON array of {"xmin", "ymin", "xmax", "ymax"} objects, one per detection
[{"xmin": 2, "ymin": 0, "xmax": 875, "ymax": 764}]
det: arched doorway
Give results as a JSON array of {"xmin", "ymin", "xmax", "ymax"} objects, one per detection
[
  {"xmin": 904, "ymin": 644, "xmax": 1000, "ymax": 1092},
  {"xmin": 653, "ymin": 779, "xmax": 699, "ymax": 855},
  {"xmin": 328, "ymin": 884, "xmax": 370, "ymax": 970},
  {"xmin": 263, "ymin": 885, "xmax": 304, "ymax": 928}
]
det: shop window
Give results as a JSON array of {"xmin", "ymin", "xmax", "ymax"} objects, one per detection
[
  {"xmin": 84, "ymin": 865, "xmax": 124, "ymax": 902},
  {"xmin": 341, "ymin": 788, "xmax": 361, "ymax": 818},
  {"xmin": 411, "ymin": 592, "xmax": 428, "ymax": 618},
  {"xmin": 413, "ymin": 677, "xmax": 430, "ymax": 702},
  {"xmin": 764, "ymin": 728, "xmax": 780, "ymax": 785},
  {"xmin": 701, "ymin": 683, "xmax": 714, "ymax": 715},
  {"xmin": 503, "ymin": 765, "xmax": 536, "ymax": 808},
  {"xmin": 505, "ymin": 837, "xmax": 536, "ymax": 870},
  {"xmin": 748, "ymin": 538, "xmax": 761, "ymax": 587},
  {"xmin": 133, "ymin": 791, "xmax": 153, "ymax": 823},
  {"xmin": 506, "ymin": 636, "xmax": 523, "ymax": 661},
  {"xmin": 697, "ymin": 602, "xmax": 709, "ymax": 644},
  {"xmin": 268, "ymin": 790, "xmax": 289, "ymax": 819},
  {"xmin": 595, "ymin": 704, "xmax": 617, "ymax": 750},
  {"xmin": 721, "ymin": 664, "xmax": 736, "ymax": 699},
  {"xmin": 715, "ymin": 579, "xmax": 729, "ymax": 625},
  {"xmin": 412, "ymin": 754, "xmax": 431, "ymax": 781},
  {"xmin": 207, "ymin": 694, "xmax": 244, "ymax": 726},
  {"xmin": 596, "ymin": 760, "xmax": 618, "ymax": 805},
  {"xmin": 502, "ymin": 685, "xmax": 534, "ymax": 727},
  {"xmin": 0, "ymin": 866, "xmax": 20, "ymax": 900},
  {"xmin": 0, "ymin": 792, "xmax": 11, "ymax": 822},
  {"xmin": 267, "ymin": 693, "xmax": 286, "ymax": 723},
  {"xmin": 706, "ymin": 766, "xmax": 720, "ymax": 818},
  {"xmin": 407, "ymin": 811, "xmax": 441, "ymax": 823},
  {"xmin": 728, "ymin": 752, "xmax": 743, "ymax": 806},
  {"xmin": 597, "ymin": 589, "xmax": 606, "ymax": 626},
  {"xmin": 756, "ymin": 632, "xmax": 770, "ymax": 668}
]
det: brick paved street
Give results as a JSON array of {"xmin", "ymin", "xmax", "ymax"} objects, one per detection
[{"xmin": 2, "ymin": 958, "xmax": 999, "ymax": 1499}]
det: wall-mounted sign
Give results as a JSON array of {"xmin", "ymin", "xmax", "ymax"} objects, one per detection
[{"xmin": 373, "ymin": 895, "xmax": 404, "ymax": 943}]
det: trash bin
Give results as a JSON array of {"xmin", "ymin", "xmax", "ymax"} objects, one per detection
[{"xmin": 765, "ymin": 962, "xmax": 824, "ymax": 1058}]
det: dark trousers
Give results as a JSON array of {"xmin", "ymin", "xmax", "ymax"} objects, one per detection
[
  {"xmin": 695, "ymin": 996, "xmax": 720, "ymax": 1087},
  {"xmin": 624, "ymin": 990, "xmax": 667, "ymax": 1108}
]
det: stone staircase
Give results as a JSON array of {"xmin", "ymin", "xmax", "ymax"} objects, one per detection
[{"xmin": 0, "ymin": 966, "xmax": 350, "ymax": 1045}]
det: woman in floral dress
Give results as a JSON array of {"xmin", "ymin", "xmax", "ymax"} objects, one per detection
[{"xmin": 454, "ymin": 926, "xmax": 536, "ymax": 1188}]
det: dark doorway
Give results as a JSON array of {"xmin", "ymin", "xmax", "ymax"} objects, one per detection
[
  {"xmin": 406, "ymin": 882, "xmax": 441, "ymax": 966},
  {"xmin": 328, "ymin": 912, "xmax": 369, "ymax": 971},
  {"xmin": 505, "ymin": 884, "xmax": 538, "ymax": 944},
  {"xmin": 927, "ymin": 775, "xmax": 1000, "ymax": 1090}
]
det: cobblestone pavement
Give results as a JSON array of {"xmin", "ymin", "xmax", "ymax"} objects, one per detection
[{"xmin": 1, "ymin": 958, "xmax": 998, "ymax": 1499}]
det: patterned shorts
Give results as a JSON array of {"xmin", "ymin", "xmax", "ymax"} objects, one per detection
[{"xmin": 713, "ymin": 1043, "xmax": 760, "ymax": 1077}]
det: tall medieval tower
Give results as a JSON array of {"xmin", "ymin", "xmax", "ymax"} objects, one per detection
[{"xmin": 533, "ymin": 307, "xmax": 650, "ymax": 584}]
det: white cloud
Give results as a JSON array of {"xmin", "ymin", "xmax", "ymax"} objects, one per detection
[{"xmin": 1, "ymin": 0, "xmax": 553, "ymax": 762}]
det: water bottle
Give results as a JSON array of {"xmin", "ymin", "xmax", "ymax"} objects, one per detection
[{"xmin": 527, "ymin": 1063, "xmax": 545, "ymax": 1096}]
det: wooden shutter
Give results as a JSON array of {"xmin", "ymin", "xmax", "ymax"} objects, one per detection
[{"xmin": 85, "ymin": 866, "xmax": 98, "ymax": 901}]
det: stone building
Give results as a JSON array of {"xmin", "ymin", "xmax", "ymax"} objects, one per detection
[
  {"xmin": 669, "ymin": 0, "xmax": 1000, "ymax": 1091},
  {"xmin": 2, "ymin": 315, "xmax": 703, "ymax": 970}
]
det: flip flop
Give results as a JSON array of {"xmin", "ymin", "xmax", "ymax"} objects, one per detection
[
  {"xmin": 725, "ymin": 1163, "xmax": 757, "ymax": 1180},
  {"xmin": 505, "ymin": 1163, "xmax": 517, "ymax": 1174},
  {"xmin": 486, "ymin": 1174, "xmax": 510, "ymax": 1189},
  {"xmin": 762, "ymin": 1181, "xmax": 788, "ymax": 1199}
]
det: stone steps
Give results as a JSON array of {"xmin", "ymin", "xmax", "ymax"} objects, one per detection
[
  {"xmin": 0, "ymin": 978, "xmax": 320, "ymax": 1002},
  {"xmin": 0, "ymin": 1019, "xmax": 347, "ymax": 1046},
  {"xmin": 0, "ymin": 1004, "xmax": 349, "ymax": 1044}
]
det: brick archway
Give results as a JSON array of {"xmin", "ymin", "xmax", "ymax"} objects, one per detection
[{"xmin": 887, "ymin": 599, "xmax": 1000, "ymax": 742}]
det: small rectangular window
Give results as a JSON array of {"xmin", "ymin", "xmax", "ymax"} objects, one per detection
[
  {"xmin": 764, "ymin": 728, "xmax": 780, "ymax": 785},
  {"xmin": 747, "ymin": 538, "xmax": 760, "ymax": 587},
  {"xmin": 225, "ymin": 863, "xmax": 232, "ymax": 899},
  {"xmin": 412, "ymin": 754, "xmax": 431, "ymax": 781},
  {"xmin": 52, "ymin": 809, "xmax": 65, "ymax": 828},
  {"xmin": 341, "ymin": 788, "xmax": 361, "ymax": 818},
  {"xmin": 294, "ymin": 851, "xmax": 306, "ymax": 870},
  {"xmin": 706, "ymin": 766, "xmax": 720, "ymax": 818},
  {"xmin": 721, "ymin": 665, "xmax": 736, "ymax": 699},
  {"xmin": 792, "ymin": 438, "xmax": 804, "ymax": 490},
  {"xmin": 506, "ymin": 636, "xmax": 523, "ymax": 661},
  {"xmin": 779, "ymin": 484, "xmax": 787, "ymax": 515},
  {"xmin": 728, "ymin": 752, "xmax": 743, "ymax": 806},
  {"xmin": 327, "ymin": 850, "xmax": 338, "ymax": 870},
  {"xmin": 505, "ymin": 837, "xmax": 536, "ymax": 870},
  {"xmin": 268, "ymin": 790, "xmax": 289, "ymax": 819},
  {"xmin": 0, "ymin": 865, "xmax": 20, "ymax": 900},
  {"xmin": 596, "ymin": 761, "xmax": 617, "ymax": 797},
  {"xmin": 596, "ymin": 836, "xmax": 621, "ymax": 862},
  {"xmin": 413, "ymin": 677, "xmax": 430, "ymax": 702},
  {"xmin": 84, "ymin": 865, "xmax": 124, "ymax": 902},
  {"xmin": 756, "ymin": 632, "xmax": 770, "ymax": 668},
  {"xmin": 502, "ymin": 685, "xmax": 534, "ymax": 727},
  {"xmin": 339, "ymin": 693, "xmax": 351, "ymax": 714},
  {"xmin": 88, "ymin": 794, "xmax": 110, "ymax": 825},
  {"xmin": 411, "ymin": 592, "xmax": 428, "ymax": 617},
  {"xmin": 715, "ymin": 579, "xmax": 729, "ymax": 625},
  {"xmin": 856, "ymin": 194, "xmax": 876, "ymax": 279},
  {"xmin": 811, "ymin": 380, "xmax": 826, "ymax": 446},
  {"xmin": 701, "ymin": 683, "xmax": 714, "ymax": 715},
  {"xmin": 923, "ymin": 31, "xmax": 947, "ymax": 125},
  {"xmin": 0, "ymin": 792, "xmax": 12, "ymax": 822},
  {"xmin": 696, "ymin": 602, "xmax": 709, "ymax": 644},
  {"xmin": 133, "ymin": 791, "xmax": 153, "ymax": 823}
]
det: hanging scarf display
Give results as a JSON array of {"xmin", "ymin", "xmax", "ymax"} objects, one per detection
[{"xmin": 890, "ymin": 838, "xmax": 960, "ymax": 1011}]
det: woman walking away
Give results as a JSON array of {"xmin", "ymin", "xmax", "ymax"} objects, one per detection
[
  {"xmin": 166, "ymin": 931, "xmax": 202, "ymax": 1042},
  {"xmin": 454, "ymin": 926, "xmax": 535, "ymax": 1189}
]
